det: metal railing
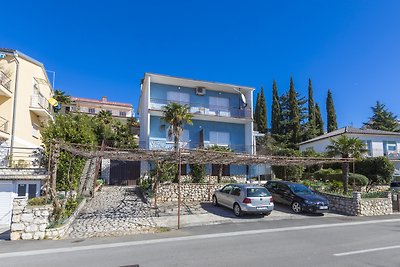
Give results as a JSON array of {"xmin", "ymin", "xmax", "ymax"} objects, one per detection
[
  {"xmin": 150, "ymin": 98, "xmax": 252, "ymax": 119},
  {"xmin": 387, "ymin": 152, "xmax": 400, "ymax": 160},
  {"xmin": 0, "ymin": 146, "xmax": 45, "ymax": 168},
  {"xmin": 0, "ymin": 71, "xmax": 12, "ymax": 93},
  {"xmin": 139, "ymin": 140, "xmax": 254, "ymax": 154},
  {"xmin": 30, "ymin": 93, "xmax": 52, "ymax": 114},
  {"xmin": 0, "ymin": 116, "xmax": 8, "ymax": 133}
]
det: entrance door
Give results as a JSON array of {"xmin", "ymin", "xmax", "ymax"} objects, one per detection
[
  {"xmin": 109, "ymin": 161, "xmax": 140, "ymax": 186},
  {"xmin": 0, "ymin": 182, "xmax": 13, "ymax": 226}
]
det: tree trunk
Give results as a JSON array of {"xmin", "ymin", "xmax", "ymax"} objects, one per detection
[
  {"xmin": 342, "ymin": 162, "xmax": 349, "ymax": 194},
  {"xmin": 218, "ymin": 164, "xmax": 223, "ymax": 183}
]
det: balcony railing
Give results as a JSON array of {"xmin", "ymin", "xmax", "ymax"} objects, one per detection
[
  {"xmin": 150, "ymin": 98, "xmax": 252, "ymax": 119},
  {"xmin": 140, "ymin": 139, "xmax": 253, "ymax": 154},
  {"xmin": 0, "ymin": 146, "xmax": 45, "ymax": 168},
  {"xmin": 387, "ymin": 152, "xmax": 400, "ymax": 160},
  {"xmin": 0, "ymin": 116, "xmax": 8, "ymax": 134},
  {"xmin": 30, "ymin": 93, "xmax": 53, "ymax": 117},
  {"xmin": 0, "ymin": 71, "xmax": 12, "ymax": 94}
]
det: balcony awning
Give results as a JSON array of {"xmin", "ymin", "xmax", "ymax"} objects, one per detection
[{"xmin": 34, "ymin": 77, "xmax": 49, "ymax": 85}]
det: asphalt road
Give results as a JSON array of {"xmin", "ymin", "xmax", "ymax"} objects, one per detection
[{"xmin": 1, "ymin": 215, "xmax": 400, "ymax": 267}]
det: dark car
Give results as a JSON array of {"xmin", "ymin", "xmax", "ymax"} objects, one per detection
[{"xmin": 264, "ymin": 181, "xmax": 329, "ymax": 214}]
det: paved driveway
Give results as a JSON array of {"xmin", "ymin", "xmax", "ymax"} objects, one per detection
[{"xmin": 68, "ymin": 186, "xmax": 155, "ymax": 239}]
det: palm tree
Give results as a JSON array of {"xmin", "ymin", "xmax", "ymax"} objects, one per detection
[
  {"xmin": 53, "ymin": 89, "xmax": 71, "ymax": 104},
  {"xmin": 161, "ymin": 102, "xmax": 193, "ymax": 152},
  {"xmin": 326, "ymin": 135, "xmax": 367, "ymax": 194},
  {"xmin": 207, "ymin": 145, "xmax": 233, "ymax": 183}
]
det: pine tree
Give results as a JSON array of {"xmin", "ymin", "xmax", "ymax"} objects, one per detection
[
  {"xmin": 315, "ymin": 103, "xmax": 324, "ymax": 136},
  {"xmin": 271, "ymin": 80, "xmax": 281, "ymax": 135},
  {"xmin": 363, "ymin": 101, "xmax": 399, "ymax": 132},
  {"xmin": 254, "ymin": 92, "xmax": 260, "ymax": 131},
  {"xmin": 326, "ymin": 89, "xmax": 338, "ymax": 132},
  {"xmin": 258, "ymin": 87, "xmax": 267, "ymax": 133},
  {"xmin": 288, "ymin": 77, "xmax": 300, "ymax": 146}
]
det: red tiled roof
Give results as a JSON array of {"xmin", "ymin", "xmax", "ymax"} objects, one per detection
[{"xmin": 71, "ymin": 97, "xmax": 133, "ymax": 108}]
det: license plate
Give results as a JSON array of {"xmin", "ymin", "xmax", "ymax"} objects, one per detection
[
  {"xmin": 257, "ymin": 206, "xmax": 268, "ymax": 210},
  {"xmin": 319, "ymin": 206, "xmax": 328, "ymax": 210}
]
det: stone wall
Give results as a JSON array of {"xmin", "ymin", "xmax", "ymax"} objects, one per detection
[
  {"xmin": 319, "ymin": 192, "xmax": 392, "ymax": 216},
  {"xmin": 180, "ymin": 175, "xmax": 246, "ymax": 184},
  {"xmin": 11, "ymin": 197, "xmax": 53, "ymax": 240},
  {"xmin": 10, "ymin": 197, "xmax": 86, "ymax": 240},
  {"xmin": 156, "ymin": 183, "xmax": 223, "ymax": 202}
]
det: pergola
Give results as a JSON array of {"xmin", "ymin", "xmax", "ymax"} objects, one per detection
[{"xmin": 58, "ymin": 142, "xmax": 353, "ymax": 166}]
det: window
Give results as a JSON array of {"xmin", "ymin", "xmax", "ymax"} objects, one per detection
[
  {"xmin": 209, "ymin": 131, "xmax": 230, "ymax": 146},
  {"xmin": 212, "ymin": 164, "xmax": 230, "ymax": 176},
  {"xmin": 88, "ymin": 108, "xmax": 96, "ymax": 114},
  {"xmin": 167, "ymin": 91, "xmax": 190, "ymax": 104},
  {"xmin": 180, "ymin": 164, "xmax": 187, "ymax": 175},
  {"xmin": 32, "ymin": 123, "xmax": 40, "ymax": 138},
  {"xmin": 209, "ymin": 96, "xmax": 230, "ymax": 116},
  {"xmin": 65, "ymin": 106, "xmax": 71, "ymax": 113},
  {"xmin": 119, "ymin": 111, "xmax": 127, "ymax": 117},
  {"xmin": 18, "ymin": 184, "xmax": 27, "ymax": 197},
  {"xmin": 231, "ymin": 187, "xmax": 241, "ymax": 196},
  {"xmin": 28, "ymin": 184, "xmax": 37, "ymax": 198},
  {"xmin": 221, "ymin": 185, "xmax": 233, "ymax": 194},
  {"xmin": 388, "ymin": 141, "xmax": 397, "ymax": 151}
]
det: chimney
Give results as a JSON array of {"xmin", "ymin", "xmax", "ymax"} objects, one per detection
[{"xmin": 101, "ymin": 96, "xmax": 107, "ymax": 102}]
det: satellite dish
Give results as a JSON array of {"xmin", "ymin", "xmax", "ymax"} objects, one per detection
[{"xmin": 240, "ymin": 93, "xmax": 247, "ymax": 107}]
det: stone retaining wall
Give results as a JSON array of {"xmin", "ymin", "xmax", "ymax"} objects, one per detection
[
  {"xmin": 10, "ymin": 197, "xmax": 86, "ymax": 240},
  {"xmin": 10, "ymin": 197, "xmax": 53, "ymax": 240},
  {"xmin": 156, "ymin": 183, "xmax": 222, "ymax": 202},
  {"xmin": 180, "ymin": 175, "xmax": 246, "ymax": 184},
  {"xmin": 319, "ymin": 192, "xmax": 392, "ymax": 216}
]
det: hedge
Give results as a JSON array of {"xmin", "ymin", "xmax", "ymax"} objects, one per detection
[{"xmin": 314, "ymin": 169, "xmax": 369, "ymax": 186}]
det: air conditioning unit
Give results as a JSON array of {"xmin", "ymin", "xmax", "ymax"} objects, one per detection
[{"xmin": 195, "ymin": 87, "xmax": 206, "ymax": 96}]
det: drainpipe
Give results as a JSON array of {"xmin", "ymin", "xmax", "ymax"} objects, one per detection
[{"xmin": 9, "ymin": 52, "xmax": 20, "ymax": 165}]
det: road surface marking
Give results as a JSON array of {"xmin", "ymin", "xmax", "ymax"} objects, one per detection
[
  {"xmin": 1, "ymin": 218, "xmax": 400, "ymax": 259},
  {"xmin": 334, "ymin": 245, "xmax": 400, "ymax": 257}
]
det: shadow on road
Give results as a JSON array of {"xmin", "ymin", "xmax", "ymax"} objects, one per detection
[{"xmin": 200, "ymin": 202, "xmax": 265, "ymax": 219}]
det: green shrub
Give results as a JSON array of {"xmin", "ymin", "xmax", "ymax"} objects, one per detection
[
  {"xmin": 96, "ymin": 179, "xmax": 104, "ymax": 186},
  {"xmin": 327, "ymin": 180, "xmax": 343, "ymax": 193},
  {"xmin": 189, "ymin": 164, "xmax": 206, "ymax": 183},
  {"xmin": 313, "ymin": 169, "xmax": 368, "ymax": 186},
  {"xmin": 361, "ymin": 191, "xmax": 388, "ymax": 198},
  {"xmin": 28, "ymin": 196, "xmax": 48, "ymax": 206},
  {"xmin": 355, "ymin": 156, "xmax": 394, "ymax": 185},
  {"xmin": 63, "ymin": 197, "xmax": 79, "ymax": 218}
]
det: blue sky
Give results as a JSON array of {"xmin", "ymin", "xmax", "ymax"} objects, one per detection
[{"xmin": 2, "ymin": 1, "xmax": 400, "ymax": 128}]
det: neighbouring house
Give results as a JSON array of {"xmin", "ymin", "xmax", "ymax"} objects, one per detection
[
  {"xmin": 138, "ymin": 73, "xmax": 266, "ymax": 180},
  {"xmin": 61, "ymin": 96, "xmax": 133, "ymax": 121},
  {"xmin": 299, "ymin": 126, "xmax": 400, "ymax": 177},
  {"xmin": 0, "ymin": 48, "xmax": 52, "ymax": 226}
]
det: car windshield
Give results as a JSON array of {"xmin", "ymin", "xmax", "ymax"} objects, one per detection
[
  {"xmin": 288, "ymin": 184, "xmax": 314, "ymax": 195},
  {"xmin": 247, "ymin": 187, "xmax": 271, "ymax": 197}
]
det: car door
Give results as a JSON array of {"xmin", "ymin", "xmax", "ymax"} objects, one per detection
[
  {"xmin": 279, "ymin": 184, "xmax": 295, "ymax": 205},
  {"xmin": 218, "ymin": 184, "xmax": 233, "ymax": 207},
  {"xmin": 227, "ymin": 186, "xmax": 241, "ymax": 207},
  {"xmin": 266, "ymin": 182, "xmax": 281, "ymax": 203}
]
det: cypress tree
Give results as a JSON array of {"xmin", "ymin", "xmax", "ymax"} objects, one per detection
[
  {"xmin": 288, "ymin": 77, "xmax": 300, "ymax": 146},
  {"xmin": 254, "ymin": 92, "xmax": 260, "ymax": 130},
  {"xmin": 326, "ymin": 89, "xmax": 338, "ymax": 132},
  {"xmin": 308, "ymin": 79, "xmax": 315, "ymax": 125},
  {"xmin": 271, "ymin": 80, "xmax": 281, "ymax": 135},
  {"xmin": 258, "ymin": 87, "xmax": 267, "ymax": 133},
  {"xmin": 315, "ymin": 103, "xmax": 324, "ymax": 136}
]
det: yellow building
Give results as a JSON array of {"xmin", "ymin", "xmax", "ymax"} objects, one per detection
[
  {"xmin": 0, "ymin": 48, "xmax": 53, "ymax": 151},
  {"xmin": 0, "ymin": 49, "xmax": 53, "ymax": 226}
]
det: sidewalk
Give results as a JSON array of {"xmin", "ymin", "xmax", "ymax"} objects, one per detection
[{"xmin": 151, "ymin": 202, "xmax": 343, "ymax": 229}]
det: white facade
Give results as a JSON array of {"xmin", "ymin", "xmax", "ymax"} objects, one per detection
[{"xmin": 299, "ymin": 127, "xmax": 400, "ymax": 176}]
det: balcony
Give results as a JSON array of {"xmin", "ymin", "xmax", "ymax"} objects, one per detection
[
  {"xmin": 0, "ymin": 71, "xmax": 12, "ymax": 98},
  {"xmin": 30, "ymin": 93, "xmax": 53, "ymax": 118},
  {"xmin": 387, "ymin": 152, "xmax": 400, "ymax": 160},
  {"xmin": 0, "ymin": 116, "xmax": 9, "ymax": 140},
  {"xmin": 149, "ymin": 98, "xmax": 252, "ymax": 119}
]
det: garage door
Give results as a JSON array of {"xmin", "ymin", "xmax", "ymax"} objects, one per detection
[{"xmin": 0, "ymin": 182, "xmax": 13, "ymax": 226}]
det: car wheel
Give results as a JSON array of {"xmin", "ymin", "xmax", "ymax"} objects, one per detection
[
  {"xmin": 233, "ymin": 203, "xmax": 242, "ymax": 217},
  {"xmin": 263, "ymin": 211, "xmax": 271, "ymax": 216},
  {"xmin": 212, "ymin": 195, "xmax": 219, "ymax": 206},
  {"xmin": 291, "ymin": 201, "xmax": 302, "ymax": 213}
]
